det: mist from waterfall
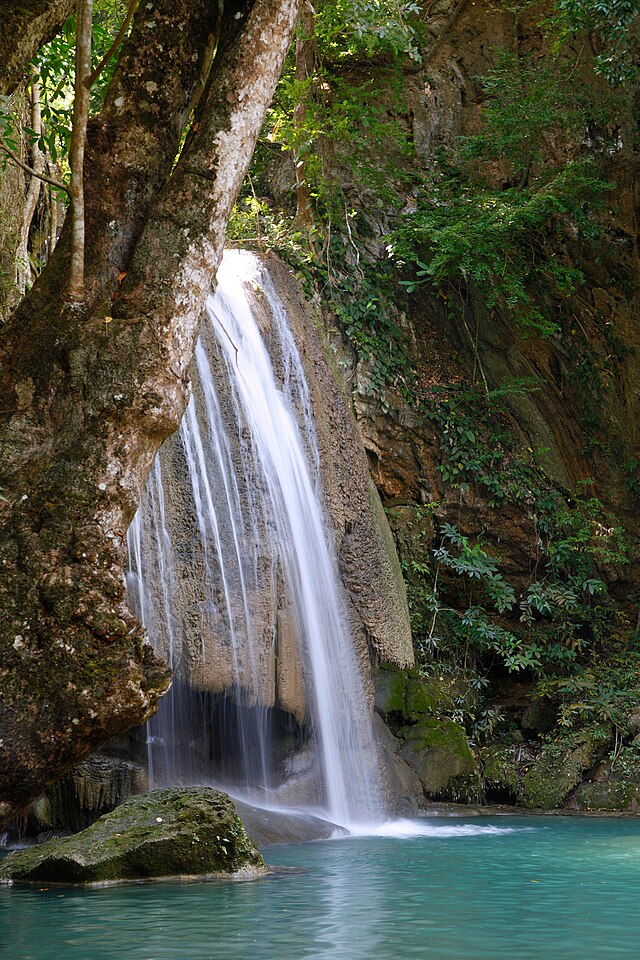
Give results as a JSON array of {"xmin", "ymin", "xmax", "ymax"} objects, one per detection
[{"xmin": 127, "ymin": 250, "xmax": 382, "ymax": 829}]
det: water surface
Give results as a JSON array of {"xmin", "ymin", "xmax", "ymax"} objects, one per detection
[{"xmin": 2, "ymin": 816, "xmax": 640, "ymax": 959}]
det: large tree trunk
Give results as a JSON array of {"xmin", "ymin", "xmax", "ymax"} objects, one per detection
[
  {"xmin": 0, "ymin": 0, "xmax": 301, "ymax": 827},
  {"xmin": 0, "ymin": 0, "xmax": 76, "ymax": 96}
]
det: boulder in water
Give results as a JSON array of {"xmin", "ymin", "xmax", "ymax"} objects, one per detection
[{"xmin": 0, "ymin": 788, "xmax": 266, "ymax": 884}]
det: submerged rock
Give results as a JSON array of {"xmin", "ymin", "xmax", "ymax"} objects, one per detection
[
  {"xmin": 233, "ymin": 799, "xmax": 346, "ymax": 844},
  {"xmin": 0, "ymin": 788, "xmax": 266, "ymax": 884}
]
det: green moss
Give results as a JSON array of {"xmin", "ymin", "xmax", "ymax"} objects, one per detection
[
  {"xmin": 401, "ymin": 717, "xmax": 474, "ymax": 760},
  {"xmin": 373, "ymin": 664, "xmax": 459, "ymax": 722},
  {"xmin": 0, "ymin": 788, "xmax": 266, "ymax": 885},
  {"xmin": 520, "ymin": 729, "xmax": 611, "ymax": 809},
  {"xmin": 481, "ymin": 745, "xmax": 521, "ymax": 795},
  {"xmin": 571, "ymin": 781, "xmax": 640, "ymax": 811},
  {"xmin": 405, "ymin": 678, "xmax": 437, "ymax": 719},
  {"xmin": 372, "ymin": 667, "xmax": 408, "ymax": 715},
  {"xmin": 398, "ymin": 717, "xmax": 476, "ymax": 797}
]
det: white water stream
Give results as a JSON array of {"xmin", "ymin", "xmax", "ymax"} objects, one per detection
[{"xmin": 127, "ymin": 250, "xmax": 382, "ymax": 829}]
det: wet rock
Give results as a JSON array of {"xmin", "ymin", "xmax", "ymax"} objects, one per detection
[
  {"xmin": 372, "ymin": 666, "xmax": 408, "ymax": 716},
  {"xmin": 233, "ymin": 800, "xmax": 346, "ymax": 845},
  {"xmin": 569, "ymin": 781, "xmax": 640, "ymax": 812},
  {"xmin": 43, "ymin": 753, "xmax": 147, "ymax": 834},
  {"xmin": 397, "ymin": 718, "xmax": 476, "ymax": 798},
  {"xmin": 520, "ymin": 729, "xmax": 611, "ymax": 809},
  {"xmin": 372, "ymin": 713, "xmax": 422, "ymax": 816},
  {"xmin": 0, "ymin": 788, "xmax": 266, "ymax": 885},
  {"xmin": 264, "ymin": 255, "xmax": 414, "ymax": 672}
]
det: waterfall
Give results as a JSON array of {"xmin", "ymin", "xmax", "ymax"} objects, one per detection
[{"xmin": 127, "ymin": 250, "xmax": 382, "ymax": 829}]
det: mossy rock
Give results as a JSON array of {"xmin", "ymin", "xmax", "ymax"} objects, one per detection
[
  {"xmin": 398, "ymin": 718, "xmax": 476, "ymax": 797},
  {"xmin": 480, "ymin": 745, "xmax": 521, "ymax": 796},
  {"xmin": 0, "ymin": 788, "xmax": 266, "ymax": 885},
  {"xmin": 520, "ymin": 729, "xmax": 611, "ymax": 809},
  {"xmin": 372, "ymin": 667, "xmax": 408, "ymax": 715},
  {"xmin": 372, "ymin": 666, "xmax": 461, "ymax": 722},
  {"xmin": 404, "ymin": 678, "xmax": 432, "ymax": 717},
  {"xmin": 521, "ymin": 698, "xmax": 556, "ymax": 736},
  {"xmin": 570, "ymin": 781, "xmax": 640, "ymax": 812}
]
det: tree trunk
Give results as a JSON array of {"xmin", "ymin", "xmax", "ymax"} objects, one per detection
[
  {"xmin": 15, "ymin": 69, "xmax": 45, "ymax": 295},
  {"xmin": 0, "ymin": 0, "xmax": 76, "ymax": 96},
  {"xmin": 0, "ymin": 0, "xmax": 301, "ymax": 827},
  {"xmin": 65, "ymin": 0, "xmax": 93, "ymax": 303}
]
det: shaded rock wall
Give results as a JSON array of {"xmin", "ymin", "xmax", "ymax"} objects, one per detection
[{"xmin": 352, "ymin": 0, "xmax": 640, "ymax": 591}]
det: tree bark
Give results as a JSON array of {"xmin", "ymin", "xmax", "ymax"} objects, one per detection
[
  {"xmin": 0, "ymin": 0, "xmax": 300, "ymax": 827},
  {"xmin": 65, "ymin": 0, "xmax": 93, "ymax": 303},
  {"xmin": 15, "ymin": 69, "xmax": 45, "ymax": 295},
  {"xmin": 0, "ymin": 0, "xmax": 75, "ymax": 96}
]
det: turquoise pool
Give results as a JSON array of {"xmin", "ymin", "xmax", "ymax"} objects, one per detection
[{"xmin": 2, "ymin": 816, "xmax": 639, "ymax": 959}]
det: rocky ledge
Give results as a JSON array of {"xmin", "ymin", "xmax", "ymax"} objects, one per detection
[{"xmin": 0, "ymin": 787, "xmax": 266, "ymax": 884}]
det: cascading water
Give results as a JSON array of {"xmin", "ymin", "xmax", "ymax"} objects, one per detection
[{"xmin": 127, "ymin": 250, "xmax": 382, "ymax": 829}]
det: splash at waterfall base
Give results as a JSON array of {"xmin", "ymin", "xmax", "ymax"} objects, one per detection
[{"xmin": 126, "ymin": 249, "xmax": 415, "ymax": 834}]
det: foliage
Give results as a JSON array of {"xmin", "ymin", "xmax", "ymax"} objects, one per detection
[
  {"xmin": 314, "ymin": 0, "xmax": 423, "ymax": 62},
  {"xmin": 385, "ymin": 0, "xmax": 633, "ymax": 336},
  {"xmin": 419, "ymin": 381, "xmax": 542, "ymax": 506},
  {"xmin": 406, "ymin": 497, "xmax": 626, "ymax": 676},
  {"xmin": 227, "ymin": 0, "xmax": 424, "ymax": 394},
  {"xmin": 389, "ymin": 115, "xmax": 612, "ymax": 337},
  {"xmin": 536, "ymin": 632, "xmax": 640, "ymax": 731},
  {"xmin": 261, "ymin": 53, "xmax": 416, "ymax": 221},
  {"xmin": 0, "ymin": 2, "xmax": 130, "ymax": 177},
  {"xmin": 459, "ymin": 49, "xmax": 599, "ymax": 176},
  {"xmin": 548, "ymin": 0, "xmax": 640, "ymax": 85}
]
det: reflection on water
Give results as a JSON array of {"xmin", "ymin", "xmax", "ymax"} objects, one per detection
[{"xmin": 2, "ymin": 816, "xmax": 640, "ymax": 960}]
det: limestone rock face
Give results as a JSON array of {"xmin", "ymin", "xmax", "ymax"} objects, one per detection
[
  {"xmin": 42, "ymin": 753, "xmax": 148, "ymax": 834},
  {"xmin": 0, "ymin": 788, "xmax": 266, "ymax": 884},
  {"xmin": 262, "ymin": 254, "xmax": 413, "ymax": 678},
  {"xmin": 139, "ymin": 253, "xmax": 413, "ymax": 723}
]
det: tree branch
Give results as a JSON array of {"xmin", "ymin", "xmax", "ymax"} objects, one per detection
[
  {"xmin": 16, "ymin": 67, "xmax": 47, "ymax": 293},
  {"xmin": 424, "ymin": 0, "xmax": 471, "ymax": 63},
  {"xmin": 88, "ymin": 0, "xmax": 138, "ymax": 87},
  {"xmin": 0, "ymin": 137, "xmax": 70, "ymax": 194},
  {"xmin": 66, "ymin": 0, "xmax": 93, "ymax": 303}
]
